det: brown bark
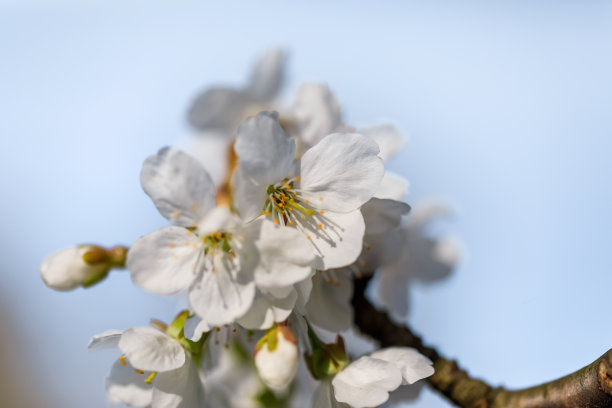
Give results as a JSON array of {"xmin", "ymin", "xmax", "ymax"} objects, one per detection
[{"xmin": 351, "ymin": 277, "xmax": 612, "ymax": 408}]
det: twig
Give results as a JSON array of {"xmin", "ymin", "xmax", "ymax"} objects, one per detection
[{"xmin": 351, "ymin": 277, "xmax": 612, "ymax": 408}]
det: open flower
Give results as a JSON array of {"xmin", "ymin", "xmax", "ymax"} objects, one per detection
[
  {"xmin": 311, "ymin": 347, "xmax": 433, "ymax": 408},
  {"xmin": 88, "ymin": 314, "xmax": 207, "ymax": 408},
  {"xmin": 127, "ymin": 147, "xmax": 314, "ymax": 327},
  {"xmin": 374, "ymin": 200, "xmax": 462, "ymax": 320},
  {"xmin": 188, "ymin": 48, "xmax": 287, "ymax": 134},
  {"xmin": 233, "ymin": 111, "xmax": 384, "ymax": 270}
]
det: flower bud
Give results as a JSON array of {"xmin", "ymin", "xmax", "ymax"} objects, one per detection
[
  {"xmin": 40, "ymin": 245, "xmax": 123, "ymax": 290},
  {"xmin": 254, "ymin": 325, "xmax": 298, "ymax": 391}
]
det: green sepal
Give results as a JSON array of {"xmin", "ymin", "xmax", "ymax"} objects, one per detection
[
  {"xmin": 255, "ymin": 327, "xmax": 279, "ymax": 353},
  {"xmin": 303, "ymin": 323, "xmax": 348, "ymax": 380},
  {"xmin": 81, "ymin": 246, "xmax": 109, "ymax": 265},
  {"xmin": 166, "ymin": 310, "xmax": 190, "ymax": 340},
  {"xmin": 254, "ymin": 384, "xmax": 292, "ymax": 408},
  {"xmin": 81, "ymin": 268, "xmax": 110, "ymax": 288}
]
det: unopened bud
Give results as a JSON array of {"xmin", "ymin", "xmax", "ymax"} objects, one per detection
[
  {"xmin": 254, "ymin": 325, "xmax": 298, "ymax": 391},
  {"xmin": 304, "ymin": 329, "xmax": 349, "ymax": 380},
  {"xmin": 40, "ymin": 245, "xmax": 126, "ymax": 291}
]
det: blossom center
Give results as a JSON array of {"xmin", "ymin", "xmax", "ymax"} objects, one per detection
[
  {"xmin": 264, "ymin": 178, "xmax": 315, "ymax": 226},
  {"xmin": 202, "ymin": 232, "xmax": 234, "ymax": 255}
]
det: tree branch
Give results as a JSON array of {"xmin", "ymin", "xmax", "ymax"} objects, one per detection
[{"xmin": 351, "ymin": 277, "xmax": 612, "ymax": 407}]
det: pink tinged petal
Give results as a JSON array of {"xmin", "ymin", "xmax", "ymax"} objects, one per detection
[
  {"xmin": 332, "ymin": 356, "xmax": 402, "ymax": 408},
  {"xmin": 360, "ymin": 124, "xmax": 404, "ymax": 162},
  {"xmin": 151, "ymin": 356, "xmax": 206, "ymax": 408},
  {"xmin": 237, "ymin": 289, "xmax": 297, "ymax": 330},
  {"xmin": 88, "ymin": 330, "xmax": 123, "ymax": 352},
  {"xmin": 368, "ymin": 348, "xmax": 434, "ymax": 385},
  {"xmin": 309, "ymin": 210, "xmax": 365, "ymax": 270},
  {"xmin": 188, "ymin": 87, "xmax": 253, "ymax": 131},
  {"xmin": 141, "ymin": 147, "xmax": 216, "ymax": 227},
  {"xmin": 374, "ymin": 171, "xmax": 409, "ymax": 200},
  {"xmin": 235, "ymin": 111, "xmax": 296, "ymax": 186},
  {"xmin": 106, "ymin": 359, "xmax": 153, "ymax": 407},
  {"xmin": 291, "ymin": 83, "xmax": 342, "ymax": 149},
  {"xmin": 127, "ymin": 226, "xmax": 201, "ymax": 295},
  {"xmin": 299, "ymin": 133, "xmax": 384, "ymax": 213},
  {"xmin": 361, "ymin": 198, "xmax": 411, "ymax": 235},
  {"xmin": 118, "ymin": 327, "xmax": 186, "ymax": 372},
  {"xmin": 252, "ymin": 219, "xmax": 315, "ymax": 289},
  {"xmin": 189, "ymin": 251, "xmax": 256, "ymax": 327},
  {"xmin": 305, "ymin": 271, "xmax": 352, "ymax": 332},
  {"xmin": 246, "ymin": 48, "xmax": 287, "ymax": 102}
]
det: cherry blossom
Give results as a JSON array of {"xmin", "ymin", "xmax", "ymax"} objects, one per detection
[
  {"xmin": 233, "ymin": 111, "xmax": 384, "ymax": 270},
  {"xmin": 127, "ymin": 147, "xmax": 314, "ymax": 327}
]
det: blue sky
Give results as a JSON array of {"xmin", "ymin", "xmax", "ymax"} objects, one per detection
[{"xmin": 1, "ymin": 1, "xmax": 612, "ymax": 407}]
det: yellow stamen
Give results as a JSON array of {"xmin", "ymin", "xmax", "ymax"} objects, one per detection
[{"xmin": 144, "ymin": 372, "xmax": 157, "ymax": 384}]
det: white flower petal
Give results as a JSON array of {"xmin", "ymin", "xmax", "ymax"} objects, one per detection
[
  {"xmin": 196, "ymin": 206, "xmax": 243, "ymax": 236},
  {"xmin": 332, "ymin": 356, "xmax": 402, "ymax": 408},
  {"xmin": 299, "ymin": 133, "xmax": 384, "ymax": 212},
  {"xmin": 141, "ymin": 147, "xmax": 216, "ymax": 227},
  {"xmin": 368, "ymin": 348, "xmax": 434, "ymax": 385},
  {"xmin": 361, "ymin": 198, "xmax": 410, "ymax": 235},
  {"xmin": 183, "ymin": 317, "xmax": 210, "ymax": 342},
  {"xmin": 237, "ymin": 289, "xmax": 297, "ymax": 330},
  {"xmin": 360, "ymin": 227, "xmax": 406, "ymax": 271},
  {"xmin": 251, "ymin": 219, "xmax": 315, "ymax": 289},
  {"xmin": 232, "ymin": 166, "xmax": 269, "ymax": 221},
  {"xmin": 360, "ymin": 124, "xmax": 404, "ymax": 162},
  {"xmin": 308, "ymin": 210, "xmax": 365, "ymax": 270},
  {"xmin": 118, "ymin": 327, "xmax": 186, "ymax": 372},
  {"xmin": 294, "ymin": 278, "xmax": 313, "ymax": 315},
  {"xmin": 305, "ymin": 271, "xmax": 352, "ymax": 332},
  {"xmin": 235, "ymin": 111, "xmax": 296, "ymax": 186},
  {"xmin": 311, "ymin": 381, "xmax": 338, "ymax": 408},
  {"xmin": 188, "ymin": 87, "xmax": 252, "ymax": 131},
  {"xmin": 151, "ymin": 356, "xmax": 206, "ymax": 408},
  {"xmin": 127, "ymin": 226, "xmax": 201, "ymax": 295},
  {"xmin": 88, "ymin": 330, "xmax": 123, "ymax": 352},
  {"xmin": 374, "ymin": 171, "xmax": 409, "ymax": 200},
  {"xmin": 246, "ymin": 48, "xmax": 287, "ymax": 102},
  {"xmin": 106, "ymin": 358, "xmax": 153, "ymax": 407},
  {"xmin": 189, "ymin": 251, "xmax": 256, "ymax": 327},
  {"xmin": 40, "ymin": 246, "xmax": 107, "ymax": 291},
  {"xmin": 178, "ymin": 131, "xmax": 229, "ymax": 185},
  {"xmin": 290, "ymin": 83, "xmax": 342, "ymax": 149}
]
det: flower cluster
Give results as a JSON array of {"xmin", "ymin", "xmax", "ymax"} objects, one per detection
[{"xmin": 41, "ymin": 49, "xmax": 460, "ymax": 407}]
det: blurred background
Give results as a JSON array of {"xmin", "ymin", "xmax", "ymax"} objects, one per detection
[{"xmin": 2, "ymin": 1, "xmax": 612, "ymax": 407}]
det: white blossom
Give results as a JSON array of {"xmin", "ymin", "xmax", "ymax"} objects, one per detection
[
  {"xmin": 188, "ymin": 49, "xmax": 287, "ymax": 133},
  {"xmin": 233, "ymin": 111, "xmax": 384, "ymax": 270},
  {"xmin": 88, "ymin": 326, "xmax": 205, "ymax": 408},
  {"xmin": 330, "ymin": 347, "xmax": 433, "ymax": 408},
  {"xmin": 374, "ymin": 200, "xmax": 462, "ymax": 320},
  {"xmin": 127, "ymin": 147, "xmax": 314, "ymax": 328}
]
